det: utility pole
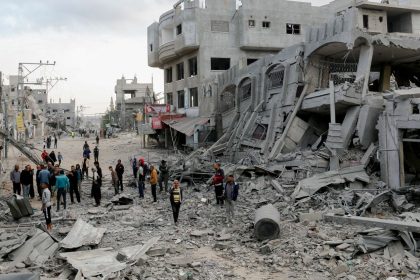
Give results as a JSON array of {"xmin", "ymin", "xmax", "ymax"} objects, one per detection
[
  {"xmin": 45, "ymin": 77, "xmax": 67, "ymax": 95},
  {"xmin": 0, "ymin": 71, "xmax": 6, "ymax": 159},
  {"xmin": 17, "ymin": 61, "xmax": 56, "ymax": 141}
]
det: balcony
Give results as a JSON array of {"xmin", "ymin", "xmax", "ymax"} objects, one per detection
[
  {"xmin": 148, "ymin": 52, "xmax": 160, "ymax": 68},
  {"xmin": 174, "ymin": 30, "xmax": 199, "ymax": 56},
  {"xmin": 158, "ymin": 41, "xmax": 177, "ymax": 64}
]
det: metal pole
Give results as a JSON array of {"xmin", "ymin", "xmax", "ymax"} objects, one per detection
[{"xmin": 0, "ymin": 71, "xmax": 6, "ymax": 159}]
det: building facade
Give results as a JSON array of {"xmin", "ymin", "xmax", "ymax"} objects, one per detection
[
  {"xmin": 46, "ymin": 99, "xmax": 76, "ymax": 128},
  {"xmin": 147, "ymin": 0, "xmax": 358, "ymax": 148}
]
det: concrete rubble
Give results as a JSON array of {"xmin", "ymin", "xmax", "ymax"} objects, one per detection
[{"xmin": 59, "ymin": 219, "xmax": 106, "ymax": 249}]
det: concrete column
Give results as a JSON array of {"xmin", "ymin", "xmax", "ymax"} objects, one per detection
[
  {"xmin": 356, "ymin": 44, "xmax": 374, "ymax": 99},
  {"xmin": 379, "ymin": 65, "xmax": 392, "ymax": 92},
  {"xmin": 250, "ymin": 76, "xmax": 257, "ymax": 111},
  {"xmin": 261, "ymin": 67, "xmax": 268, "ymax": 109},
  {"xmin": 329, "ymin": 81, "xmax": 336, "ymax": 124},
  {"xmin": 235, "ymin": 86, "xmax": 240, "ymax": 114},
  {"xmin": 280, "ymin": 64, "xmax": 290, "ymax": 105}
]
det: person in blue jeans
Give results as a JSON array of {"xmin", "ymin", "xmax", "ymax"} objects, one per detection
[
  {"xmin": 137, "ymin": 164, "xmax": 145, "ymax": 198},
  {"xmin": 55, "ymin": 170, "xmax": 70, "ymax": 211}
]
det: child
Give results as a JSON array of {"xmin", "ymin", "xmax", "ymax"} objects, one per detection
[{"xmin": 41, "ymin": 183, "xmax": 52, "ymax": 231}]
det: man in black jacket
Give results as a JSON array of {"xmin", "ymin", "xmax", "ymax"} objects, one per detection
[
  {"xmin": 68, "ymin": 166, "xmax": 80, "ymax": 203},
  {"xmin": 115, "ymin": 159, "xmax": 124, "ymax": 192},
  {"xmin": 20, "ymin": 165, "xmax": 33, "ymax": 198}
]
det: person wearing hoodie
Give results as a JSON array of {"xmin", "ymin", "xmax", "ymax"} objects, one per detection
[{"xmin": 55, "ymin": 170, "xmax": 70, "ymax": 211}]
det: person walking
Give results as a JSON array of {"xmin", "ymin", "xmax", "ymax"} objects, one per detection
[
  {"xmin": 93, "ymin": 146, "xmax": 99, "ymax": 163},
  {"xmin": 54, "ymin": 135, "xmax": 58, "ymax": 149},
  {"xmin": 96, "ymin": 135, "xmax": 99, "ymax": 145},
  {"xmin": 115, "ymin": 159, "xmax": 124, "ymax": 192},
  {"xmin": 68, "ymin": 166, "xmax": 80, "ymax": 203},
  {"xmin": 91, "ymin": 168, "xmax": 102, "ymax": 207},
  {"xmin": 137, "ymin": 163, "xmax": 145, "ymax": 198},
  {"xmin": 83, "ymin": 141, "xmax": 89, "ymax": 151},
  {"xmin": 82, "ymin": 157, "xmax": 89, "ymax": 179},
  {"xmin": 83, "ymin": 147, "xmax": 91, "ymax": 160},
  {"xmin": 211, "ymin": 163, "xmax": 225, "ymax": 206},
  {"xmin": 41, "ymin": 183, "xmax": 52, "ymax": 231},
  {"xmin": 109, "ymin": 166, "xmax": 118, "ymax": 195},
  {"xmin": 41, "ymin": 150, "xmax": 49, "ymax": 163},
  {"xmin": 57, "ymin": 152, "xmax": 63, "ymax": 167},
  {"xmin": 55, "ymin": 170, "xmax": 70, "ymax": 211},
  {"xmin": 10, "ymin": 165, "xmax": 21, "ymax": 195},
  {"xmin": 223, "ymin": 175, "xmax": 239, "ymax": 224},
  {"xmin": 150, "ymin": 165, "xmax": 158, "ymax": 202},
  {"xmin": 43, "ymin": 139, "xmax": 47, "ymax": 149},
  {"xmin": 20, "ymin": 165, "xmax": 33, "ymax": 198},
  {"xmin": 158, "ymin": 160, "xmax": 169, "ymax": 193},
  {"xmin": 169, "ymin": 180, "xmax": 183, "ymax": 225}
]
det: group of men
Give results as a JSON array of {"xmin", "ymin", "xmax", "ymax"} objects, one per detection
[
  {"xmin": 43, "ymin": 134, "xmax": 58, "ymax": 149},
  {"xmin": 41, "ymin": 150, "xmax": 63, "ymax": 166}
]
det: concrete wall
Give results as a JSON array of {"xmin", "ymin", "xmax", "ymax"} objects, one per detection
[{"xmin": 47, "ymin": 99, "xmax": 76, "ymax": 127}]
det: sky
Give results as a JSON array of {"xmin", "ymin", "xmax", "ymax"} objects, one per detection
[{"xmin": 0, "ymin": 0, "xmax": 381, "ymax": 115}]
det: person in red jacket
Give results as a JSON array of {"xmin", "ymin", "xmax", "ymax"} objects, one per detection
[
  {"xmin": 211, "ymin": 162, "xmax": 225, "ymax": 206},
  {"xmin": 41, "ymin": 150, "xmax": 49, "ymax": 163}
]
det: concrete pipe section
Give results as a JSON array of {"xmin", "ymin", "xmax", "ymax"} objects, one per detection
[{"xmin": 254, "ymin": 204, "xmax": 281, "ymax": 241}]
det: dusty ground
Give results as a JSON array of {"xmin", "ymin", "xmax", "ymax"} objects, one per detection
[{"xmin": 0, "ymin": 133, "xmax": 293, "ymax": 279}]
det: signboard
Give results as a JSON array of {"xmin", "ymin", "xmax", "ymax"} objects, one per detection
[
  {"xmin": 151, "ymin": 117, "xmax": 163, "ymax": 129},
  {"xmin": 145, "ymin": 104, "xmax": 170, "ymax": 114},
  {"xmin": 16, "ymin": 112, "xmax": 25, "ymax": 132}
]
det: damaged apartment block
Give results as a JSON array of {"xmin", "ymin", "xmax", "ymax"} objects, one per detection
[{"xmin": 207, "ymin": 0, "xmax": 420, "ymax": 194}]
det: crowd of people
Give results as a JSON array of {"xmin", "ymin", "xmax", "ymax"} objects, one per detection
[{"xmin": 9, "ymin": 134, "xmax": 240, "ymax": 231}]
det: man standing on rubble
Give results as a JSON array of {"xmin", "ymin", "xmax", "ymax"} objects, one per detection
[
  {"xmin": 159, "ymin": 160, "xmax": 169, "ymax": 193},
  {"xmin": 109, "ymin": 166, "xmax": 118, "ymax": 195},
  {"xmin": 55, "ymin": 170, "xmax": 70, "ymax": 212},
  {"xmin": 115, "ymin": 159, "xmax": 124, "ymax": 192},
  {"xmin": 10, "ymin": 164, "xmax": 21, "ymax": 195},
  {"xmin": 20, "ymin": 165, "xmax": 33, "ymax": 198},
  {"xmin": 137, "ymin": 162, "xmax": 145, "ymax": 198},
  {"xmin": 150, "ymin": 165, "xmax": 158, "ymax": 202},
  {"xmin": 169, "ymin": 180, "xmax": 183, "ymax": 225},
  {"xmin": 224, "ymin": 175, "xmax": 239, "ymax": 224},
  {"xmin": 211, "ymin": 163, "xmax": 225, "ymax": 206},
  {"xmin": 68, "ymin": 166, "xmax": 80, "ymax": 204},
  {"xmin": 91, "ymin": 167, "xmax": 102, "ymax": 207}
]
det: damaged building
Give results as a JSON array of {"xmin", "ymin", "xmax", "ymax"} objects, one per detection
[{"xmin": 204, "ymin": 0, "xmax": 420, "ymax": 194}]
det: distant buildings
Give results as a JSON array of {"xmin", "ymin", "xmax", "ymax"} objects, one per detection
[
  {"xmin": 46, "ymin": 98, "xmax": 76, "ymax": 128},
  {"xmin": 114, "ymin": 76, "xmax": 154, "ymax": 129}
]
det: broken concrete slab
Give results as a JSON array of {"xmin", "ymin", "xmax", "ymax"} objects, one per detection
[
  {"xmin": 254, "ymin": 204, "xmax": 281, "ymax": 241},
  {"xmin": 60, "ymin": 219, "xmax": 106, "ymax": 249},
  {"xmin": 292, "ymin": 165, "xmax": 370, "ymax": 199},
  {"xmin": 0, "ymin": 273, "xmax": 40, "ymax": 280},
  {"xmin": 117, "ymin": 236, "xmax": 160, "ymax": 264},
  {"xmin": 324, "ymin": 213, "xmax": 420, "ymax": 233},
  {"xmin": 59, "ymin": 248, "xmax": 127, "ymax": 278}
]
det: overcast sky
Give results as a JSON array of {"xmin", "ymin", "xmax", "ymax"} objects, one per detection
[{"xmin": 0, "ymin": 0, "xmax": 380, "ymax": 114}]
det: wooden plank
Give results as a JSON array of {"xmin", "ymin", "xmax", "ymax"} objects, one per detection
[{"xmin": 324, "ymin": 214, "xmax": 420, "ymax": 233}]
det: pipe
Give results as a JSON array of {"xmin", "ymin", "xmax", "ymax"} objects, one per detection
[{"xmin": 254, "ymin": 204, "xmax": 281, "ymax": 241}]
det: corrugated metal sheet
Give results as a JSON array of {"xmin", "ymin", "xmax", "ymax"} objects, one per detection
[{"xmin": 162, "ymin": 117, "xmax": 210, "ymax": 136}]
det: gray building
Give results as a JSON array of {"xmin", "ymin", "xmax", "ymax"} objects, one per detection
[
  {"xmin": 147, "ymin": 0, "xmax": 358, "ymax": 148},
  {"xmin": 114, "ymin": 76, "xmax": 154, "ymax": 129},
  {"xmin": 46, "ymin": 98, "xmax": 76, "ymax": 128}
]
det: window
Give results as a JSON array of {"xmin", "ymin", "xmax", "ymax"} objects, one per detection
[
  {"xmin": 53, "ymin": 109, "xmax": 57, "ymax": 113},
  {"xmin": 189, "ymin": 88, "xmax": 198, "ymax": 107},
  {"xmin": 286, "ymin": 23, "xmax": 301, "ymax": 34},
  {"xmin": 247, "ymin": 58, "xmax": 258, "ymax": 65},
  {"xmin": 379, "ymin": 16, "xmax": 383, "ymax": 23},
  {"xmin": 38, "ymin": 100, "xmax": 43, "ymax": 104},
  {"xmin": 176, "ymin": 24, "xmax": 182, "ymax": 35},
  {"xmin": 64, "ymin": 109, "xmax": 70, "ymax": 113},
  {"xmin": 67, "ymin": 117, "xmax": 71, "ymax": 120},
  {"xmin": 177, "ymin": 90, "xmax": 185, "ymax": 108},
  {"xmin": 166, "ymin": 92, "xmax": 173, "ymax": 105},
  {"xmin": 176, "ymin": 62, "xmax": 184, "ymax": 80},
  {"xmin": 188, "ymin": 57, "xmax": 198, "ymax": 76},
  {"xmin": 363, "ymin": 15, "xmax": 369, "ymax": 28},
  {"xmin": 248, "ymin": 20, "xmax": 255, "ymax": 27},
  {"xmin": 262, "ymin": 21, "xmax": 271, "ymax": 28},
  {"xmin": 211, "ymin": 58, "xmax": 230, "ymax": 71},
  {"xmin": 165, "ymin": 67, "xmax": 173, "ymax": 83},
  {"xmin": 150, "ymin": 44, "xmax": 153, "ymax": 52}
]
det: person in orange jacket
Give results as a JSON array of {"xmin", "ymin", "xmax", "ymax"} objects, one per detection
[{"xmin": 150, "ymin": 165, "xmax": 158, "ymax": 202}]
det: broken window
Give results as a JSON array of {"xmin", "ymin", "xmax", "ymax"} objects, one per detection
[
  {"xmin": 211, "ymin": 58, "xmax": 230, "ymax": 71},
  {"xmin": 262, "ymin": 21, "xmax": 271, "ymax": 28},
  {"xmin": 177, "ymin": 90, "xmax": 185, "ymax": 108},
  {"xmin": 363, "ymin": 15, "xmax": 369, "ymax": 29},
  {"xmin": 189, "ymin": 87, "xmax": 198, "ymax": 107},
  {"xmin": 247, "ymin": 58, "xmax": 258, "ymax": 65},
  {"xmin": 66, "ymin": 117, "xmax": 71, "ymax": 120},
  {"xmin": 176, "ymin": 62, "xmax": 184, "ymax": 80},
  {"xmin": 165, "ymin": 67, "xmax": 173, "ymax": 83},
  {"xmin": 268, "ymin": 66, "xmax": 285, "ymax": 89},
  {"xmin": 166, "ymin": 92, "xmax": 173, "ymax": 105},
  {"xmin": 188, "ymin": 57, "xmax": 198, "ymax": 76},
  {"xmin": 239, "ymin": 80, "xmax": 251, "ymax": 101},
  {"xmin": 249, "ymin": 20, "xmax": 255, "ymax": 27},
  {"xmin": 252, "ymin": 124, "xmax": 268, "ymax": 140},
  {"xmin": 388, "ymin": 13, "xmax": 413, "ymax": 33},
  {"xmin": 176, "ymin": 24, "xmax": 182, "ymax": 35},
  {"xmin": 64, "ymin": 109, "xmax": 70, "ymax": 113},
  {"xmin": 286, "ymin": 23, "xmax": 300, "ymax": 34}
]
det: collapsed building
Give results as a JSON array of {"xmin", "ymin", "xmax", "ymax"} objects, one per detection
[{"xmin": 203, "ymin": 0, "xmax": 420, "ymax": 193}]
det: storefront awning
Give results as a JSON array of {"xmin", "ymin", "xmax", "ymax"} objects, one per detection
[{"xmin": 162, "ymin": 117, "xmax": 210, "ymax": 137}]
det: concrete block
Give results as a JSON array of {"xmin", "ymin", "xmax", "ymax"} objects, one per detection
[{"xmin": 299, "ymin": 212, "xmax": 323, "ymax": 222}]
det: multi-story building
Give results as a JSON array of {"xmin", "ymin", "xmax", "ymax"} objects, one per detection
[
  {"xmin": 46, "ymin": 98, "xmax": 76, "ymax": 128},
  {"xmin": 147, "ymin": 0, "xmax": 354, "ymax": 148},
  {"xmin": 114, "ymin": 76, "xmax": 154, "ymax": 129}
]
